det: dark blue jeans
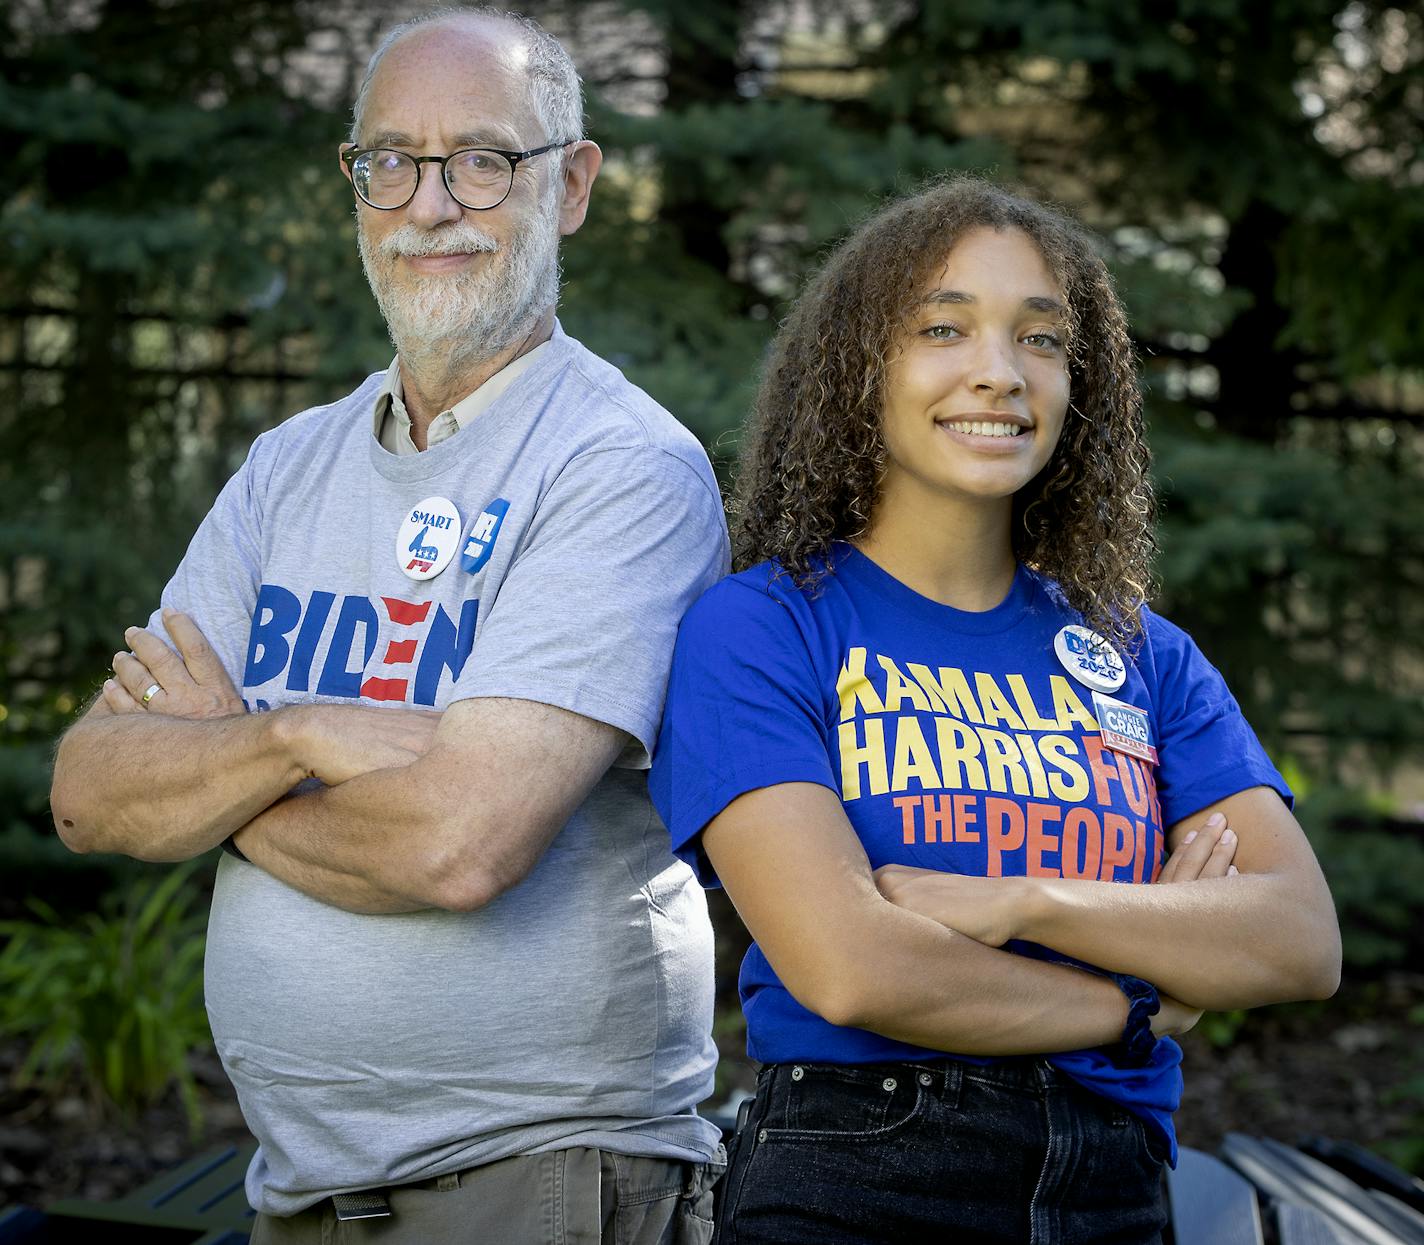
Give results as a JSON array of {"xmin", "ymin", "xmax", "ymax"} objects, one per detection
[{"xmin": 714, "ymin": 1059, "xmax": 1167, "ymax": 1245}]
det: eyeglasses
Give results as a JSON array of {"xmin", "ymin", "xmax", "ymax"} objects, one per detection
[{"xmin": 341, "ymin": 140, "xmax": 575, "ymax": 211}]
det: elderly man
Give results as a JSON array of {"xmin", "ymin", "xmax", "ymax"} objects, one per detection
[{"xmin": 50, "ymin": 7, "xmax": 727, "ymax": 1242}]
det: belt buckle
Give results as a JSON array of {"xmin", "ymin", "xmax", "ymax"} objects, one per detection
[{"xmin": 332, "ymin": 1190, "xmax": 392, "ymax": 1220}]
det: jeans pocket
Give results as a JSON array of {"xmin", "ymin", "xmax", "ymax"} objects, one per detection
[
  {"xmin": 1133, "ymin": 1115, "xmax": 1172, "ymax": 1168},
  {"xmin": 762, "ymin": 1064, "xmax": 926, "ymax": 1142},
  {"xmin": 610, "ymin": 1188, "xmax": 714, "ymax": 1245},
  {"xmin": 679, "ymin": 1186, "xmax": 716, "ymax": 1240}
]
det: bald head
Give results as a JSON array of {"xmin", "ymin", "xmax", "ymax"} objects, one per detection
[{"xmin": 351, "ymin": 6, "xmax": 584, "ymax": 149}]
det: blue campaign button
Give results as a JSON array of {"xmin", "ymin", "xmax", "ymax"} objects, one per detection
[
  {"xmin": 1053, "ymin": 624, "xmax": 1126, "ymax": 692},
  {"xmin": 461, "ymin": 498, "xmax": 511, "ymax": 574}
]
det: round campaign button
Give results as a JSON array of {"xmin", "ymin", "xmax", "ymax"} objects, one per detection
[
  {"xmin": 1053, "ymin": 624, "xmax": 1126, "ymax": 693},
  {"xmin": 395, "ymin": 495, "xmax": 462, "ymax": 581}
]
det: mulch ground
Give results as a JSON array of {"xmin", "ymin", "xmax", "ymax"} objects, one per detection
[
  {"xmin": 0, "ymin": 1047, "xmax": 252, "ymax": 1210},
  {"xmin": 1, "ymin": 975, "xmax": 1420, "ymax": 1214},
  {"xmin": 1174, "ymin": 971, "xmax": 1424, "ymax": 1169}
]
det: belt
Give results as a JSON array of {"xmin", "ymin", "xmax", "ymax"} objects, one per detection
[
  {"xmin": 330, "ymin": 1169, "xmax": 461, "ymax": 1221},
  {"xmin": 329, "ymin": 1151, "xmax": 721, "ymax": 1221},
  {"xmin": 331, "ymin": 1190, "xmax": 392, "ymax": 1221}
]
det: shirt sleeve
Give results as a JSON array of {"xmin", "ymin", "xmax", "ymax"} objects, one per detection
[
  {"xmin": 143, "ymin": 439, "xmax": 269, "ymax": 690},
  {"xmin": 458, "ymin": 445, "xmax": 730, "ymax": 765},
  {"xmin": 1145, "ymin": 608, "xmax": 1293, "ymax": 825},
  {"xmin": 649, "ymin": 575, "xmax": 839, "ymax": 887}
]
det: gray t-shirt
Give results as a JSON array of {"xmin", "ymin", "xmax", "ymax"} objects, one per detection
[{"xmin": 151, "ymin": 324, "xmax": 730, "ymax": 1216}]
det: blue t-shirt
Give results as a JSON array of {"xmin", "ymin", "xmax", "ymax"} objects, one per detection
[{"xmin": 650, "ymin": 545, "xmax": 1291, "ymax": 1163}]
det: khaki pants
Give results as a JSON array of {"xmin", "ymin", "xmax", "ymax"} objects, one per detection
[{"xmin": 250, "ymin": 1148, "xmax": 722, "ymax": 1245}]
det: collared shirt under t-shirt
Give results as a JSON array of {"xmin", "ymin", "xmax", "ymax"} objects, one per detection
[{"xmin": 372, "ymin": 341, "xmax": 551, "ymax": 455}]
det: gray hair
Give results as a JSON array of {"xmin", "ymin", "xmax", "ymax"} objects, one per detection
[{"xmin": 350, "ymin": 6, "xmax": 584, "ymax": 147}]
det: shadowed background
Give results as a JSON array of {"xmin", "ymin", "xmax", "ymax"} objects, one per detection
[{"xmin": 2, "ymin": 0, "xmax": 1421, "ymax": 1208}]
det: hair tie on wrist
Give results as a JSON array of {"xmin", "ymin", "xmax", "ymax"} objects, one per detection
[{"xmin": 1104, "ymin": 972, "xmax": 1160, "ymax": 1068}]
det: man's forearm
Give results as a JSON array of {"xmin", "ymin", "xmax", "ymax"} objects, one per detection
[
  {"xmin": 227, "ymin": 697, "xmax": 626, "ymax": 915},
  {"xmin": 233, "ymin": 791, "xmax": 429, "ymax": 914},
  {"xmin": 52, "ymin": 709, "xmax": 304, "ymax": 861},
  {"xmin": 231, "ymin": 757, "xmax": 487, "ymax": 914}
]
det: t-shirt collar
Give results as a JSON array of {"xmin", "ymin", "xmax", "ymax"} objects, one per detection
[
  {"xmin": 833, "ymin": 542, "xmax": 1041, "ymax": 634},
  {"xmin": 372, "ymin": 331, "xmax": 557, "ymax": 456}
]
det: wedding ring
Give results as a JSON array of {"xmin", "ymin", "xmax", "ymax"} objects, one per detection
[{"xmin": 140, "ymin": 683, "xmax": 162, "ymax": 706}]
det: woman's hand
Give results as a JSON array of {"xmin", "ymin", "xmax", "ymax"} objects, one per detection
[
  {"xmin": 1148, "ymin": 815, "xmax": 1231, "ymax": 1038},
  {"xmin": 1153, "ymin": 992, "xmax": 1203, "ymax": 1038},
  {"xmin": 873, "ymin": 817, "xmax": 1235, "ymax": 1043},
  {"xmin": 874, "ymin": 814, "xmax": 1240, "ymax": 946},
  {"xmin": 106, "ymin": 610, "xmax": 246, "ymax": 719},
  {"xmin": 872, "ymin": 860, "xmax": 1207, "ymax": 1039},
  {"xmin": 1157, "ymin": 811, "xmax": 1239, "ymax": 883},
  {"xmin": 872, "ymin": 866, "xmax": 1022, "ymax": 947}
]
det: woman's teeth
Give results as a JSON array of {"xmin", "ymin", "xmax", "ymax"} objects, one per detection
[{"xmin": 946, "ymin": 421, "xmax": 1023, "ymax": 437}]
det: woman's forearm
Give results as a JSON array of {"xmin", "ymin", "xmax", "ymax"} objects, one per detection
[
  {"xmin": 1019, "ymin": 788, "xmax": 1339, "ymax": 1008},
  {"xmin": 702, "ymin": 783, "xmax": 1197, "ymax": 1057},
  {"xmin": 814, "ymin": 901, "xmax": 1146, "ymax": 1055},
  {"xmin": 879, "ymin": 789, "xmax": 1341, "ymax": 1011},
  {"xmin": 1013, "ymin": 871, "xmax": 1339, "ymax": 1008}
]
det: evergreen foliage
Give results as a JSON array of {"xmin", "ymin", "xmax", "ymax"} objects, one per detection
[
  {"xmin": 557, "ymin": 0, "xmax": 1424, "ymax": 776},
  {"xmin": 3, "ymin": 0, "xmax": 1420, "ymax": 849},
  {"xmin": 1, "ymin": 0, "xmax": 388, "ymax": 757}
]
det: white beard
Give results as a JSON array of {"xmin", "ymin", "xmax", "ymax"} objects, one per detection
[{"xmin": 357, "ymin": 189, "xmax": 562, "ymax": 372}]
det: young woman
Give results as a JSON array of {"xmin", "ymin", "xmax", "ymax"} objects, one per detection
[{"xmin": 650, "ymin": 178, "xmax": 1340, "ymax": 1244}]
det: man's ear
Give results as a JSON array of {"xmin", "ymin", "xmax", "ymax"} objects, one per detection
[
  {"xmin": 556, "ymin": 141, "xmax": 603, "ymax": 236},
  {"xmin": 337, "ymin": 142, "xmax": 356, "ymax": 186}
]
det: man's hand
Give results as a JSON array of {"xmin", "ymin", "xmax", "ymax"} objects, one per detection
[
  {"xmin": 281, "ymin": 704, "xmax": 442, "ymax": 786},
  {"xmin": 233, "ymin": 698, "xmax": 627, "ymax": 914},
  {"xmin": 107, "ymin": 609, "xmax": 246, "ymax": 718},
  {"xmin": 104, "ymin": 610, "xmax": 440, "ymax": 786},
  {"xmin": 1157, "ymin": 811, "xmax": 1239, "ymax": 883}
]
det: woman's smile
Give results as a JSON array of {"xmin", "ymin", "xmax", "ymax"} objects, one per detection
[{"xmin": 876, "ymin": 226, "xmax": 1071, "ymax": 518}]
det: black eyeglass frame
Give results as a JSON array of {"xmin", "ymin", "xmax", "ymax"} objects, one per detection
[{"xmin": 340, "ymin": 140, "xmax": 576, "ymax": 211}]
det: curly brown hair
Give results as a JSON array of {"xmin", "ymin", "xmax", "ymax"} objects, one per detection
[{"xmin": 733, "ymin": 174, "xmax": 1156, "ymax": 649}]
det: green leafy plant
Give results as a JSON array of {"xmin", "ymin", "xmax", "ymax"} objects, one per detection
[
  {"xmin": 1196, "ymin": 1008, "xmax": 1249, "ymax": 1049},
  {"xmin": 1380, "ymin": 1072, "xmax": 1424, "ymax": 1176},
  {"xmin": 0, "ymin": 862, "xmax": 211, "ymax": 1131},
  {"xmin": 1295, "ymin": 790, "xmax": 1424, "ymax": 972}
]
